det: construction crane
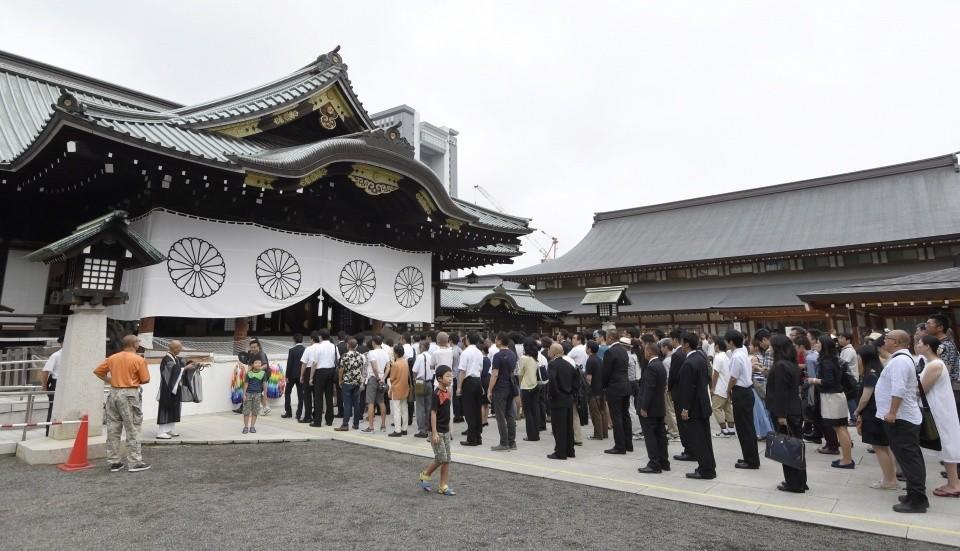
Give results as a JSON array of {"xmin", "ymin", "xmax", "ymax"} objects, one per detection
[{"xmin": 473, "ymin": 185, "xmax": 558, "ymax": 263}]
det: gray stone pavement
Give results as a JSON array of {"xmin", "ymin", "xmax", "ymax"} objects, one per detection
[
  {"xmin": 127, "ymin": 411, "xmax": 960, "ymax": 547},
  {"xmin": 0, "ymin": 440, "xmax": 953, "ymax": 551}
]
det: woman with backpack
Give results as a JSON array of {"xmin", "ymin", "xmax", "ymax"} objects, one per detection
[{"xmin": 808, "ymin": 335, "xmax": 855, "ymax": 469}]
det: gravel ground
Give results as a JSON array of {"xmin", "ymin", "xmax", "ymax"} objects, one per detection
[{"xmin": 0, "ymin": 440, "xmax": 950, "ymax": 551}]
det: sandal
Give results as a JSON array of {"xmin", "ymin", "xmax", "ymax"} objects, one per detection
[
  {"xmin": 869, "ymin": 481, "xmax": 899, "ymax": 490},
  {"xmin": 933, "ymin": 487, "xmax": 960, "ymax": 498},
  {"xmin": 437, "ymin": 485, "xmax": 456, "ymax": 496}
]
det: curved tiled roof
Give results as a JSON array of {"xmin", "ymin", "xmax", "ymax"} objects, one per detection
[
  {"xmin": 506, "ymin": 154, "xmax": 960, "ymax": 278},
  {"xmin": 441, "ymin": 283, "xmax": 560, "ymax": 314}
]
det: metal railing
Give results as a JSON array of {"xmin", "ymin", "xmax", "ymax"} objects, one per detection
[
  {"xmin": 0, "ymin": 387, "xmax": 53, "ymax": 441},
  {"xmin": 0, "ymin": 359, "xmax": 46, "ymax": 388}
]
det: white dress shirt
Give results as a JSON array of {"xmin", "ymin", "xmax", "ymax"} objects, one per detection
[
  {"xmin": 430, "ymin": 347, "xmax": 454, "ymax": 370},
  {"xmin": 569, "ymin": 344, "xmax": 587, "ymax": 368},
  {"xmin": 459, "ymin": 345, "xmax": 483, "ymax": 378},
  {"xmin": 43, "ymin": 349, "xmax": 62, "ymax": 380},
  {"xmin": 367, "ymin": 348, "xmax": 390, "ymax": 381},
  {"xmin": 712, "ymin": 350, "xmax": 731, "ymax": 396},
  {"xmin": 728, "ymin": 347, "xmax": 752, "ymax": 388},
  {"xmin": 874, "ymin": 350, "xmax": 922, "ymax": 425},
  {"xmin": 413, "ymin": 351, "xmax": 434, "ymax": 381},
  {"xmin": 316, "ymin": 340, "xmax": 339, "ymax": 368}
]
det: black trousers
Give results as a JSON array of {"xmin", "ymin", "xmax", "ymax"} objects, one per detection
[
  {"xmin": 682, "ymin": 416, "xmax": 716, "ymax": 476},
  {"xmin": 284, "ymin": 379, "xmax": 303, "ymax": 418},
  {"xmin": 607, "ymin": 391, "xmax": 633, "ymax": 452},
  {"xmin": 302, "ymin": 382, "xmax": 314, "ymax": 421},
  {"xmin": 335, "ymin": 383, "xmax": 343, "ymax": 418},
  {"xmin": 885, "ymin": 419, "xmax": 928, "ymax": 504},
  {"xmin": 521, "ymin": 387, "xmax": 541, "ymax": 441},
  {"xmin": 640, "ymin": 416, "xmax": 669, "ymax": 469},
  {"xmin": 45, "ymin": 378, "xmax": 57, "ymax": 436},
  {"xmin": 671, "ymin": 391, "xmax": 692, "ymax": 455},
  {"xmin": 313, "ymin": 369, "xmax": 336, "ymax": 425},
  {"xmin": 537, "ymin": 383, "xmax": 549, "ymax": 429},
  {"xmin": 630, "ymin": 381, "xmax": 641, "ymax": 418},
  {"xmin": 551, "ymin": 405, "xmax": 574, "ymax": 458},
  {"xmin": 462, "ymin": 376, "xmax": 483, "ymax": 444},
  {"xmin": 777, "ymin": 415, "xmax": 807, "ymax": 491},
  {"xmin": 732, "ymin": 386, "xmax": 759, "ymax": 466},
  {"xmin": 453, "ymin": 376, "xmax": 463, "ymax": 420}
]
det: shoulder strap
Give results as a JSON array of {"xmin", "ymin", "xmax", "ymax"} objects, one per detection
[{"xmin": 893, "ymin": 352, "xmax": 929, "ymax": 407}]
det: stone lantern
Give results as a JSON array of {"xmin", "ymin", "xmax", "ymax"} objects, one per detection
[{"xmin": 26, "ymin": 211, "xmax": 164, "ymax": 440}]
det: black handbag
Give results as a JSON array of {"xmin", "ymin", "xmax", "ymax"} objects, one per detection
[
  {"xmin": 765, "ymin": 427, "xmax": 806, "ymax": 470},
  {"xmin": 916, "ymin": 371, "xmax": 942, "ymax": 451}
]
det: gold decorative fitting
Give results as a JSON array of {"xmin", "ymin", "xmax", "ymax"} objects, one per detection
[
  {"xmin": 307, "ymin": 86, "xmax": 351, "ymax": 122},
  {"xmin": 243, "ymin": 172, "xmax": 277, "ymax": 190},
  {"xmin": 272, "ymin": 109, "xmax": 299, "ymax": 127},
  {"xmin": 349, "ymin": 164, "xmax": 400, "ymax": 195},
  {"xmin": 416, "ymin": 191, "xmax": 437, "ymax": 215},
  {"xmin": 211, "ymin": 120, "xmax": 261, "ymax": 138},
  {"xmin": 298, "ymin": 167, "xmax": 328, "ymax": 188},
  {"xmin": 445, "ymin": 218, "xmax": 464, "ymax": 231}
]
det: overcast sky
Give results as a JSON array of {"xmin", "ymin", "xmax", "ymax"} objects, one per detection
[{"xmin": 4, "ymin": 2, "xmax": 959, "ymax": 274}]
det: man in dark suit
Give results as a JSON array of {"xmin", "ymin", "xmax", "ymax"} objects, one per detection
[
  {"xmin": 602, "ymin": 330, "xmax": 633, "ymax": 454},
  {"xmin": 638, "ymin": 341, "xmax": 670, "ymax": 473},
  {"xmin": 676, "ymin": 332, "xmax": 717, "ymax": 479},
  {"xmin": 282, "ymin": 334, "xmax": 306, "ymax": 419},
  {"xmin": 547, "ymin": 343, "xmax": 577, "ymax": 460},
  {"xmin": 668, "ymin": 329, "xmax": 694, "ymax": 462}
]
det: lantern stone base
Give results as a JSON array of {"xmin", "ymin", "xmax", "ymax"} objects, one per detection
[
  {"xmin": 16, "ymin": 434, "xmax": 108, "ymax": 465},
  {"xmin": 50, "ymin": 303, "xmax": 108, "ymax": 440}
]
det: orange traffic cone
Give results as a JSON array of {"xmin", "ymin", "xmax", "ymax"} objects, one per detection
[{"xmin": 58, "ymin": 414, "xmax": 95, "ymax": 472}]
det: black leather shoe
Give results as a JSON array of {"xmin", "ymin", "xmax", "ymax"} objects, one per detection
[
  {"xmin": 414, "ymin": 432, "xmax": 429, "ymax": 438},
  {"xmin": 299, "ymin": 418, "xmax": 314, "ymax": 424},
  {"xmin": 547, "ymin": 453, "xmax": 567, "ymax": 460},
  {"xmin": 637, "ymin": 466, "xmax": 662, "ymax": 474},
  {"xmin": 575, "ymin": 442, "xmax": 583, "ymax": 446},
  {"xmin": 462, "ymin": 430, "xmax": 469, "ymax": 435},
  {"xmin": 898, "ymin": 495, "xmax": 910, "ymax": 503},
  {"xmin": 893, "ymin": 501, "xmax": 929, "ymax": 513},
  {"xmin": 280, "ymin": 413, "xmax": 292, "ymax": 419},
  {"xmin": 604, "ymin": 448, "xmax": 626, "ymax": 455},
  {"xmin": 661, "ymin": 464, "xmax": 671, "ymax": 471},
  {"xmin": 523, "ymin": 437, "xmax": 539, "ymax": 441},
  {"xmin": 625, "ymin": 446, "xmax": 634, "ymax": 452},
  {"xmin": 309, "ymin": 422, "xmax": 323, "ymax": 427},
  {"xmin": 588, "ymin": 435, "xmax": 605, "ymax": 440},
  {"xmin": 735, "ymin": 461, "xmax": 760, "ymax": 469},
  {"xmin": 777, "ymin": 482, "xmax": 805, "ymax": 493},
  {"xmin": 673, "ymin": 453, "xmax": 696, "ymax": 462},
  {"xmin": 460, "ymin": 441, "xmax": 480, "ymax": 446},
  {"xmin": 686, "ymin": 471, "xmax": 716, "ymax": 480}
]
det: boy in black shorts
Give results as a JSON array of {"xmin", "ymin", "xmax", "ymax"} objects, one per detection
[{"xmin": 419, "ymin": 366, "xmax": 455, "ymax": 496}]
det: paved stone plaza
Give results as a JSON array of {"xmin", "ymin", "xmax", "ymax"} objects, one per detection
[
  {"xmin": 10, "ymin": 411, "xmax": 954, "ymax": 547},
  {"xmin": 0, "ymin": 437, "xmax": 953, "ymax": 551}
]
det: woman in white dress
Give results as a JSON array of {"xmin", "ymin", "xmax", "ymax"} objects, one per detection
[{"xmin": 917, "ymin": 335, "xmax": 960, "ymax": 498}]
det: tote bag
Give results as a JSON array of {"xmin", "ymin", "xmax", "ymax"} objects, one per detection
[{"xmin": 765, "ymin": 430, "xmax": 806, "ymax": 470}]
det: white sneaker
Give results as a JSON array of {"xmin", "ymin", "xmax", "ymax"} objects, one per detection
[
  {"xmin": 169, "ymin": 431, "xmax": 180, "ymax": 437},
  {"xmin": 262, "ymin": 407, "xmax": 271, "ymax": 416},
  {"xmin": 156, "ymin": 432, "xmax": 172, "ymax": 440}
]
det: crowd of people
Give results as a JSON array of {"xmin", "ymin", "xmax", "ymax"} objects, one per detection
[
  {"xmin": 265, "ymin": 318, "xmax": 960, "ymax": 510},
  {"xmin": 87, "ymin": 315, "xmax": 960, "ymax": 509}
]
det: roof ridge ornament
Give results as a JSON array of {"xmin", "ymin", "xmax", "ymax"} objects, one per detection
[
  {"xmin": 56, "ymin": 89, "xmax": 84, "ymax": 114},
  {"xmin": 361, "ymin": 125, "xmax": 415, "ymax": 158},
  {"xmin": 313, "ymin": 46, "xmax": 343, "ymax": 73}
]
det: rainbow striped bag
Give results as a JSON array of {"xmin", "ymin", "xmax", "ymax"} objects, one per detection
[
  {"xmin": 230, "ymin": 363, "xmax": 246, "ymax": 405},
  {"xmin": 266, "ymin": 363, "xmax": 286, "ymax": 399}
]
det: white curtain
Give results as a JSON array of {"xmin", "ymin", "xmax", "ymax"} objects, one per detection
[{"xmin": 108, "ymin": 210, "xmax": 432, "ymax": 322}]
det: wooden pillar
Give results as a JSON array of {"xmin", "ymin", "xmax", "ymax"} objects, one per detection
[
  {"xmin": 233, "ymin": 316, "xmax": 249, "ymax": 353},
  {"xmin": 847, "ymin": 309, "xmax": 861, "ymax": 346},
  {"xmin": 431, "ymin": 255, "xmax": 442, "ymax": 326},
  {"xmin": 138, "ymin": 316, "xmax": 155, "ymax": 349},
  {"xmin": 826, "ymin": 313, "xmax": 836, "ymax": 334}
]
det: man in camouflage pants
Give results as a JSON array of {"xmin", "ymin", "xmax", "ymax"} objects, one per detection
[{"xmin": 94, "ymin": 335, "xmax": 152, "ymax": 472}]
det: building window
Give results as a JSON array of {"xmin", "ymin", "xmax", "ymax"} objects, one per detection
[
  {"xmin": 667, "ymin": 269, "xmax": 689, "ymax": 280},
  {"xmin": 764, "ymin": 260, "xmax": 790, "ymax": 272},
  {"xmin": 695, "ymin": 266, "xmax": 720, "ymax": 278},
  {"xmin": 886, "ymin": 248, "xmax": 918, "ymax": 262},
  {"xmin": 728, "ymin": 263, "xmax": 753, "ymax": 274}
]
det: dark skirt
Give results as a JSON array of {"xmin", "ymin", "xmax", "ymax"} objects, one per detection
[
  {"xmin": 860, "ymin": 414, "xmax": 889, "ymax": 446},
  {"xmin": 480, "ymin": 375, "xmax": 491, "ymax": 405}
]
